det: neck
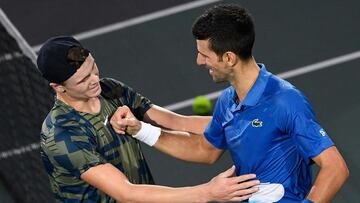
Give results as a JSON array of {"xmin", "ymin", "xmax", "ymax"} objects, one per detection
[
  {"xmin": 57, "ymin": 93, "xmax": 100, "ymax": 114},
  {"xmin": 228, "ymin": 57, "xmax": 260, "ymax": 101}
]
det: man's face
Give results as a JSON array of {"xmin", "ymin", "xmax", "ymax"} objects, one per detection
[
  {"xmin": 196, "ymin": 39, "xmax": 229, "ymax": 83},
  {"xmin": 62, "ymin": 54, "xmax": 101, "ymax": 99}
]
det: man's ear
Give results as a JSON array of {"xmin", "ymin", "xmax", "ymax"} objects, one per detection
[
  {"xmin": 222, "ymin": 51, "xmax": 238, "ymax": 67},
  {"xmin": 50, "ymin": 83, "xmax": 66, "ymax": 93}
]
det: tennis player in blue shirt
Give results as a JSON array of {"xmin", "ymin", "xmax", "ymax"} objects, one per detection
[{"xmin": 111, "ymin": 4, "xmax": 349, "ymax": 203}]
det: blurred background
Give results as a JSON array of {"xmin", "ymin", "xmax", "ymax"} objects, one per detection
[{"xmin": 0, "ymin": 0, "xmax": 359, "ymax": 202}]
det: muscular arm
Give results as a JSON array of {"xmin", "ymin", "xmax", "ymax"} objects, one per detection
[
  {"xmin": 153, "ymin": 130, "xmax": 223, "ymax": 164},
  {"xmin": 306, "ymin": 146, "xmax": 349, "ymax": 202},
  {"xmin": 144, "ymin": 105, "xmax": 211, "ymax": 135},
  {"xmin": 112, "ymin": 105, "xmax": 222, "ymax": 163},
  {"xmin": 81, "ymin": 163, "xmax": 259, "ymax": 203},
  {"xmin": 145, "ymin": 105, "xmax": 222, "ymax": 163}
]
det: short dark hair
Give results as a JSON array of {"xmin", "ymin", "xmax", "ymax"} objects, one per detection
[
  {"xmin": 67, "ymin": 46, "xmax": 89, "ymax": 68},
  {"xmin": 192, "ymin": 4, "xmax": 255, "ymax": 60}
]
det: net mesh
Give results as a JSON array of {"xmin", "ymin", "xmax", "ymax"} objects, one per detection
[{"xmin": 0, "ymin": 21, "xmax": 55, "ymax": 202}]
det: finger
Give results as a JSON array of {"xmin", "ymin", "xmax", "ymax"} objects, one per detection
[
  {"xmin": 110, "ymin": 115, "xmax": 126, "ymax": 127},
  {"xmin": 230, "ymin": 173, "xmax": 257, "ymax": 183},
  {"xmin": 229, "ymin": 180, "xmax": 260, "ymax": 190},
  {"xmin": 125, "ymin": 118, "xmax": 140, "ymax": 127},
  {"xmin": 229, "ymin": 194, "xmax": 252, "ymax": 202},
  {"xmin": 219, "ymin": 165, "xmax": 236, "ymax": 178},
  {"xmin": 116, "ymin": 118, "xmax": 135, "ymax": 128},
  {"xmin": 115, "ymin": 107, "xmax": 128, "ymax": 118},
  {"xmin": 113, "ymin": 127, "xmax": 125, "ymax": 134},
  {"xmin": 114, "ymin": 117, "xmax": 132, "ymax": 128},
  {"xmin": 237, "ymin": 180, "xmax": 260, "ymax": 189},
  {"xmin": 110, "ymin": 119, "xmax": 125, "ymax": 131},
  {"xmin": 110, "ymin": 120, "xmax": 126, "ymax": 134},
  {"xmin": 226, "ymin": 180, "xmax": 259, "ymax": 194},
  {"xmin": 119, "ymin": 105, "xmax": 134, "ymax": 118},
  {"xmin": 112, "ymin": 106, "xmax": 132, "ymax": 121},
  {"xmin": 230, "ymin": 184, "xmax": 259, "ymax": 195},
  {"xmin": 116, "ymin": 121, "xmax": 127, "ymax": 129}
]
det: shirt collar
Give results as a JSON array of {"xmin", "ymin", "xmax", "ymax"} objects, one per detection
[{"xmin": 230, "ymin": 64, "xmax": 270, "ymax": 111}]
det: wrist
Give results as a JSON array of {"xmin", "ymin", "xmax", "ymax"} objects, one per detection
[
  {"xmin": 132, "ymin": 121, "xmax": 161, "ymax": 146},
  {"xmin": 199, "ymin": 182, "xmax": 212, "ymax": 203}
]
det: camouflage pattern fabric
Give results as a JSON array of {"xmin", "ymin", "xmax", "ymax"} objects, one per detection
[{"xmin": 40, "ymin": 78, "xmax": 154, "ymax": 202}]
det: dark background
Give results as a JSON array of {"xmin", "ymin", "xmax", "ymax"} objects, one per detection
[{"xmin": 0, "ymin": 0, "xmax": 359, "ymax": 202}]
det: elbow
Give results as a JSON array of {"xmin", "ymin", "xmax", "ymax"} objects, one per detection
[
  {"xmin": 113, "ymin": 182, "xmax": 135, "ymax": 203},
  {"xmin": 342, "ymin": 164, "xmax": 350, "ymax": 182},
  {"xmin": 113, "ymin": 191, "xmax": 129, "ymax": 203},
  {"xmin": 201, "ymin": 151, "xmax": 221, "ymax": 164},
  {"xmin": 206, "ymin": 156, "xmax": 220, "ymax": 164},
  {"xmin": 200, "ymin": 158, "xmax": 216, "ymax": 165},
  {"xmin": 332, "ymin": 158, "xmax": 350, "ymax": 186},
  {"xmin": 338, "ymin": 157, "xmax": 350, "ymax": 183}
]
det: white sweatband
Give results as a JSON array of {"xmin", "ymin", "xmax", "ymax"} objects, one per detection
[{"xmin": 133, "ymin": 121, "xmax": 161, "ymax": 146}]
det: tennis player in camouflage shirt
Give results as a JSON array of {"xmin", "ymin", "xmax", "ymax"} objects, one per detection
[{"xmin": 37, "ymin": 36, "xmax": 259, "ymax": 202}]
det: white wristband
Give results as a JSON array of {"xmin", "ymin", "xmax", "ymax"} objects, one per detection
[{"xmin": 133, "ymin": 121, "xmax": 161, "ymax": 146}]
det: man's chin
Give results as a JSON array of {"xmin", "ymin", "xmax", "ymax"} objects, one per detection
[
  {"xmin": 88, "ymin": 90, "xmax": 101, "ymax": 98},
  {"xmin": 212, "ymin": 77, "xmax": 226, "ymax": 83}
]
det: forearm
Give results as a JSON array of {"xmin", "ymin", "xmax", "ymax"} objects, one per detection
[
  {"xmin": 144, "ymin": 105, "xmax": 211, "ymax": 134},
  {"xmin": 82, "ymin": 163, "xmax": 212, "ymax": 203},
  {"xmin": 122, "ymin": 167, "xmax": 259, "ymax": 203},
  {"xmin": 307, "ymin": 147, "xmax": 349, "ymax": 202},
  {"xmin": 111, "ymin": 106, "xmax": 220, "ymax": 163},
  {"xmin": 123, "ymin": 182, "xmax": 210, "ymax": 203},
  {"xmin": 177, "ymin": 115, "xmax": 211, "ymax": 135},
  {"xmin": 151, "ymin": 114, "xmax": 211, "ymax": 135},
  {"xmin": 154, "ymin": 130, "xmax": 222, "ymax": 164},
  {"xmin": 307, "ymin": 167, "xmax": 348, "ymax": 202}
]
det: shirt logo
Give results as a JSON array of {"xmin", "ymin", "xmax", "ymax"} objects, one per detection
[
  {"xmin": 319, "ymin": 129, "xmax": 327, "ymax": 137},
  {"xmin": 103, "ymin": 115, "xmax": 108, "ymax": 126},
  {"xmin": 252, "ymin": 118, "xmax": 263, "ymax": 128}
]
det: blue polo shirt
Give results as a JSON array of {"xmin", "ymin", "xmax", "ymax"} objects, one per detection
[{"xmin": 205, "ymin": 64, "xmax": 334, "ymax": 202}]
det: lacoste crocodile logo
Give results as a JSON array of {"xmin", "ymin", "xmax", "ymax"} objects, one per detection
[{"xmin": 252, "ymin": 118, "xmax": 263, "ymax": 127}]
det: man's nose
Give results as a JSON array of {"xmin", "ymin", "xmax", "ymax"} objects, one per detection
[
  {"xmin": 196, "ymin": 53, "xmax": 205, "ymax": 65},
  {"xmin": 90, "ymin": 74, "xmax": 100, "ymax": 84}
]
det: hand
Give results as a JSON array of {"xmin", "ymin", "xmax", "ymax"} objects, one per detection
[
  {"xmin": 110, "ymin": 106, "xmax": 141, "ymax": 135},
  {"xmin": 206, "ymin": 165, "xmax": 260, "ymax": 202}
]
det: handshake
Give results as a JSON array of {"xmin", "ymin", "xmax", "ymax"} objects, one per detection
[{"xmin": 109, "ymin": 105, "xmax": 161, "ymax": 146}]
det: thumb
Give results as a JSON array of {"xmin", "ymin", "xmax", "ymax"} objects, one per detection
[
  {"xmin": 120, "ymin": 105, "xmax": 134, "ymax": 118},
  {"xmin": 219, "ymin": 165, "xmax": 236, "ymax": 178},
  {"xmin": 125, "ymin": 117, "xmax": 139, "ymax": 127}
]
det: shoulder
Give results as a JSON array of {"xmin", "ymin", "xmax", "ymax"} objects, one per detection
[
  {"xmin": 100, "ymin": 77, "xmax": 135, "ymax": 99},
  {"xmin": 100, "ymin": 77, "xmax": 125, "ymax": 87},
  {"xmin": 100, "ymin": 78, "xmax": 125, "ymax": 96},
  {"xmin": 41, "ymin": 122, "xmax": 93, "ymax": 157},
  {"xmin": 265, "ymin": 76, "xmax": 313, "ymax": 118},
  {"xmin": 41, "ymin": 103, "xmax": 92, "ymax": 141}
]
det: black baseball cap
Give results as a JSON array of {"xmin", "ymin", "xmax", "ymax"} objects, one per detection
[{"xmin": 37, "ymin": 36, "xmax": 90, "ymax": 83}]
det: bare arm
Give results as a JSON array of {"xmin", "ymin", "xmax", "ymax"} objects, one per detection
[
  {"xmin": 144, "ymin": 105, "xmax": 211, "ymax": 135},
  {"xmin": 111, "ymin": 106, "xmax": 222, "ymax": 163},
  {"xmin": 306, "ymin": 146, "xmax": 349, "ymax": 202},
  {"xmin": 81, "ymin": 163, "xmax": 259, "ymax": 203},
  {"xmin": 153, "ymin": 130, "xmax": 223, "ymax": 164},
  {"xmin": 146, "ymin": 105, "xmax": 222, "ymax": 163}
]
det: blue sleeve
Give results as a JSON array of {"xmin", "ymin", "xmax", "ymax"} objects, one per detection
[
  {"xmin": 284, "ymin": 91, "xmax": 334, "ymax": 162},
  {"xmin": 204, "ymin": 93, "xmax": 228, "ymax": 150}
]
